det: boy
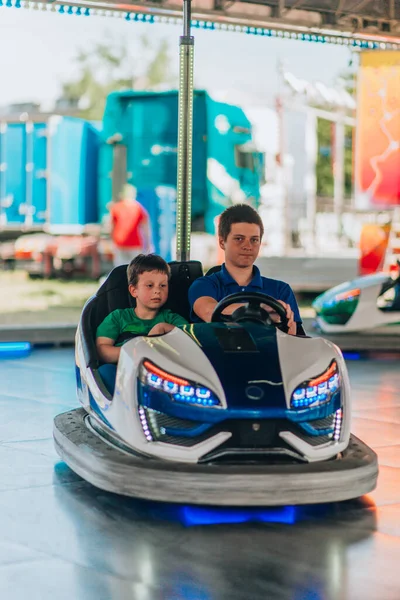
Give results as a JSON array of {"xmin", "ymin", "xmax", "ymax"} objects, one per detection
[
  {"xmin": 96, "ymin": 254, "xmax": 187, "ymax": 394},
  {"xmin": 188, "ymin": 204, "xmax": 302, "ymax": 335}
]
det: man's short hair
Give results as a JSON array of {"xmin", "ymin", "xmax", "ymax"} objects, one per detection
[
  {"xmin": 127, "ymin": 254, "xmax": 170, "ymax": 286},
  {"xmin": 119, "ymin": 183, "xmax": 137, "ymax": 201},
  {"xmin": 218, "ymin": 204, "xmax": 264, "ymax": 241}
]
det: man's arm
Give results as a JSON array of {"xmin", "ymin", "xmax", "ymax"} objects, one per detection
[
  {"xmin": 193, "ymin": 297, "xmax": 248, "ymax": 323},
  {"xmin": 274, "ymin": 300, "xmax": 296, "ymax": 335},
  {"xmin": 192, "ymin": 296, "xmax": 218, "ymax": 322},
  {"xmin": 193, "ymin": 295, "xmax": 298, "ymax": 337},
  {"xmin": 274, "ymin": 283, "xmax": 302, "ymax": 335},
  {"xmin": 189, "ymin": 277, "xmax": 299, "ymax": 333},
  {"xmin": 189, "ymin": 275, "xmax": 252, "ymax": 322}
]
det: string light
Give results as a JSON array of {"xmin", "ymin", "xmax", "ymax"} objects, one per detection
[{"xmin": 1, "ymin": 1, "xmax": 399, "ymax": 49}]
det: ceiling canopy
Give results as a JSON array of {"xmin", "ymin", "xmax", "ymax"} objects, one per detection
[{"xmin": 22, "ymin": 0, "xmax": 400, "ymax": 45}]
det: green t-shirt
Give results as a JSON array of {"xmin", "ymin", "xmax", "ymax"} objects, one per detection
[{"xmin": 96, "ymin": 308, "xmax": 188, "ymax": 345}]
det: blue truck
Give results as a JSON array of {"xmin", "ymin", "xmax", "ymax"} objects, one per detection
[{"xmin": 0, "ymin": 90, "xmax": 263, "ymax": 276}]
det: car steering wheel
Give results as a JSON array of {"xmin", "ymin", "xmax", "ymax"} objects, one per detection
[
  {"xmin": 211, "ymin": 291, "xmax": 289, "ymax": 333},
  {"xmin": 114, "ymin": 332, "xmax": 140, "ymax": 345}
]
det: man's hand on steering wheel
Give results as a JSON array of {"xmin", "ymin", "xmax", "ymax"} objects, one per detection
[
  {"xmin": 211, "ymin": 292, "xmax": 295, "ymax": 334},
  {"xmin": 262, "ymin": 300, "xmax": 296, "ymax": 335}
]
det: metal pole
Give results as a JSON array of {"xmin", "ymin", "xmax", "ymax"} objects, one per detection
[
  {"xmin": 277, "ymin": 61, "xmax": 291, "ymax": 254},
  {"xmin": 305, "ymin": 110, "xmax": 318, "ymax": 253},
  {"xmin": 176, "ymin": 0, "xmax": 194, "ymax": 262},
  {"xmin": 25, "ymin": 121, "xmax": 34, "ymax": 229},
  {"xmin": 0, "ymin": 123, "xmax": 6, "ymax": 228},
  {"xmin": 276, "ymin": 95, "xmax": 291, "ymax": 254},
  {"xmin": 333, "ymin": 115, "xmax": 345, "ymax": 241}
]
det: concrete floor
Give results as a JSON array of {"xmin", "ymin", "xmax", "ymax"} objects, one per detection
[{"xmin": 1, "ymin": 347, "xmax": 400, "ymax": 600}]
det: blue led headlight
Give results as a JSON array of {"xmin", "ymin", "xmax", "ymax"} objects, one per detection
[
  {"xmin": 140, "ymin": 360, "xmax": 221, "ymax": 407},
  {"xmin": 291, "ymin": 360, "xmax": 340, "ymax": 409}
]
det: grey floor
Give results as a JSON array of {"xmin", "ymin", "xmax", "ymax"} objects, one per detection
[{"xmin": 1, "ymin": 347, "xmax": 400, "ymax": 600}]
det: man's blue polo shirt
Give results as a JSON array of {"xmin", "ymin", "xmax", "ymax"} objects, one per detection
[{"xmin": 188, "ymin": 263, "xmax": 302, "ymax": 323}]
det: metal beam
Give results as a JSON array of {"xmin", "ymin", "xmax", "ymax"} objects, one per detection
[
  {"xmin": 29, "ymin": 1, "xmax": 400, "ymax": 43},
  {"xmin": 277, "ymin": 0, "xmax": 285, "ymax": 18},
  {"xmin": 285, "ymin": 102, "xmax": 356, "ymax": 126},
  {"xmin": 335, "ymin": 0, "xmax": 346, "ymax": 17},
  {"xmin": 350, "ymin": 0, "xmax": 376, "ymax": 15},
  {"xmin": 390, "ymin": 0, "xmax": 395, "ymax": 21},
  {"xmin": 288, "ymin": 0, "xmax": 306, "ymax": 11}
]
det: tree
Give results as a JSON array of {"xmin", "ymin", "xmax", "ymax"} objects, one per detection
[
  {"xmin": 58, "ymin": 33, "xmax": 176, "ymax": 120},
  {"xmin": 316, "ymin": 119, "xmax": 354, "ymax": 201},
  {"xmin": 316, "ymin": 118, "xmax": 334, "ymax": 199},
  {"xmin": 315, "ymin": 64, "xmax": 357, "ymax": 200}
]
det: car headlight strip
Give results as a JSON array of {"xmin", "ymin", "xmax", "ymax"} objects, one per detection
[
  {"xmin": 140, "ymin": 360, "xmax": 221, "ymax": 407},
  {"xmin": 291, "ymin": 360, "xmax": 340, "ymax": 409}
]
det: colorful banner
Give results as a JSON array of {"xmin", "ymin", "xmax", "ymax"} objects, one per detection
[
  {"xmin": 359, "ymin": 223, "xmax": 391, "ymax": 275},
  {"xmin": 355, "ymin": 51, "xmax": 400, "ymax": 207}
]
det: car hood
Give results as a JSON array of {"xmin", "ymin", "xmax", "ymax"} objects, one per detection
[{"xmin": 183, "ymin": 322, "xmax": 285, "ymax": 409}]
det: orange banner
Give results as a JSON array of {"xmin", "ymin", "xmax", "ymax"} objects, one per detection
[
  {"xmin": 355, "ymin": 51, "xmax": 400, "ymax": 207},
  {"xmin": 359, "ymin": 223, "xmax": 391, "ymax": 275}
]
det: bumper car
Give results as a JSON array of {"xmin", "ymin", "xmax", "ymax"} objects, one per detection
[
  {"xmin": 54, "ymin": 262, "xmax": 378, "ymax": 506},
  {"xmin": 313, "ymin": 261, "xmax": 400, "ymax": 335}
]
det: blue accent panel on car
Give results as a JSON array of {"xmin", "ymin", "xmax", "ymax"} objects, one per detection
[
  {"xmin": 289, "ymin": 392, "xmax": 341, "ymax": 421},
  {"xmin": 88, "ymin": 391, "xmax": 114, "ymax": 430},
  {"xmin": 138, "ymin": 381, "xmax": 340, "ymax": 426},
  {"xmin": 138, "ymin": 381, "xmax": 288, "ymax": 423},
  {"xmin": 75, "ymin": 364, "xmax": 82, "ymax": 390}
]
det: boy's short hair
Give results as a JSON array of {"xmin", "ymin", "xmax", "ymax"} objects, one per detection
[
  {"xmin": 127, "ymin": 254, "xmax": 170, "ymax": 286},
  {"xmin": 218, "ymin": 204, "xmax": 264, "ymax": 241}
]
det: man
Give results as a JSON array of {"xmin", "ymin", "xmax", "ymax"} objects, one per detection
[
  {"xmin": 110, "ymin": 184, "xmax": 153, "ymax": 267},
  {"xmin": 188, "ymin": 204, "xmax": 302, "ymax": 335}
]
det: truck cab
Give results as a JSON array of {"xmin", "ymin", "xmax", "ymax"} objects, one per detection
[{"xmin": 99, "ymin": 90, "xmax": 263, "ymax": 260}]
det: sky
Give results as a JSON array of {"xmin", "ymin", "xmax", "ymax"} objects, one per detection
[{"xmin": 0, "ymin": 6, "xmax": 356, "ymax": 110}]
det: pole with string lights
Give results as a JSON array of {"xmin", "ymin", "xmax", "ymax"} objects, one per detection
[{"xmin": 176, "ymin": 0, "xmax": 194, "ymax": 262}]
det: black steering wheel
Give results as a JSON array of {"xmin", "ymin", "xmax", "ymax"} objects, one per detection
[
  {"xmin": 211, "ymin": 291, "xmax": 289, "ymax": 333},
  {"xmin": 115, "ymin": 332, "xmax": 140, "ymax": 345}
]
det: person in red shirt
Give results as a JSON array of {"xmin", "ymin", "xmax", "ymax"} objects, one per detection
[{"xmin": 110, "ymin": 184, "xmax": 153, "ymax": 267}]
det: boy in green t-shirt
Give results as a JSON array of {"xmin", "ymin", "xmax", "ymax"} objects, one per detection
[{"xmin": 96, "ymin": 254, "xmax": 188, "ymax": 394}]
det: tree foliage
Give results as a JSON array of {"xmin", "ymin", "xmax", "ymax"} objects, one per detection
[
  {"xmin": 316, "ymin": 119, "xmax": 353, "ymax": 200},
  {"xmin": 315, "ymin": 66, "xmax": 357, "ymax": 200},
  {"xmin": 58, "ymin": 33, "xmax": 176, "ymax": 120}
]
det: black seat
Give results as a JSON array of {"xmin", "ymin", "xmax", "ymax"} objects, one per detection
[
  {"xmin": 80, "ymin": 265, "xmax": 134, "ymax": 370},
  {"xmin": 80, "ymin": 261, "xmax": 203, "ymax": 370},
  {"xmin": 380, "ymin": 282, "xmax": 400, "ymax": 311},
  {"xmin": 164, "ymin": 260, "xmax": 203, "ymax": 320},
  {"xmin": 205, "ymin": 265, "xmax": 222, "ymax": 277}
]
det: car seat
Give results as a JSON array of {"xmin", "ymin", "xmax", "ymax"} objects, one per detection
[{"xmin": 79, "ymin": 261, "xmax": 203, "ymax": 371}]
